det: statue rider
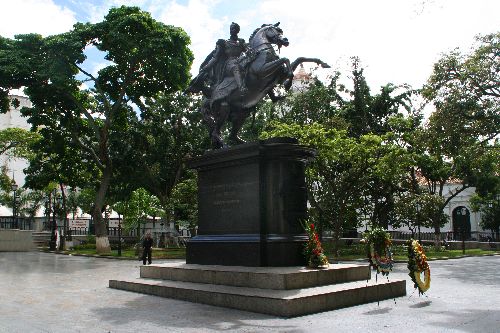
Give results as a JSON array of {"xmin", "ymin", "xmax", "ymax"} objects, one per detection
[{"xmin": 186, "ymin": 22, "xmax": 249, "ymax": 147}]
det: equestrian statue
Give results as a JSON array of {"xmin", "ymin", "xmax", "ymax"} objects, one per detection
[{"xmin": 186, "ymin": 22, "xmax": 330, "ymax": 149}]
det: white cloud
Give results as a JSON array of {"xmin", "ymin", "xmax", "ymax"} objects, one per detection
[
  {"xmin": 254, "ymin": 0, "xmax": 500, "ymax": 89},
  {"xmin": 0, "ymin": 0, "xmax": 76, "ymax": 37},
  {"xmin": 156, "ymin": 0, "xmax": 226, "ymax": 72},
  {"xmin": 4, "ymin": 0, "xmax": 498, "ymax": 94}
]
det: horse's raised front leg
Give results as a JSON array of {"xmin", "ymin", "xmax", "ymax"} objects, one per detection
[
  {"xmin": 281, "ymin": 57, "xmax": 331, "ymax": 91},
  {"xmin": 257, "ymin": 57, "xmax": 292, "ymax": 80}
]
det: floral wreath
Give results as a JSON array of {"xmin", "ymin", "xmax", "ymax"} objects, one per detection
[
  {"xmin": 302, "ymin": 221, "xmax": 329, "ymax": 268},
  {"xmin": 362, "ymin": 228, "xmax": 394, "ymax": 276},
  {"xmin": 407, "ymin": 239, "xmax": 430, "ymax": 295}
]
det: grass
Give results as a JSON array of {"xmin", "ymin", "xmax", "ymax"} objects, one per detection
[
  {"xmin": 324, "ymin": 242, "xmax": 499, "ymax": 261},
  {"xmin": 56, "ymin": 246, "xmax": 186, "ymax": 259},
  {"xmin": 45, "ymin": 242, "xmax": 498, "ymax": 262}
]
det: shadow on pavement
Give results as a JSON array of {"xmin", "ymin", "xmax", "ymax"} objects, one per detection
[
  {"xmin": 409, "ymin": 300, "xmax": 432, "ymax": 308},
  {"xmin": 362, "ymin": 307, "xmax": 392, "ymax": 315},
  {"xmin": 427, "ymin": 309, "xmax": 500, "ymax": 333},
  {"xmin": 91, "ymin": 294, "xmax": 297, "ymax": 332}
]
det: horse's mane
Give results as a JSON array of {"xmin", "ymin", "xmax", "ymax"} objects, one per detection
[{"xmin": 249, "ymin": 24, "xmax": 270, "ymax": 43}]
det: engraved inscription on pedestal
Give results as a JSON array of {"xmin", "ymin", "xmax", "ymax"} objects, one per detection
[{"xmin": 198, "ymin": 162, "xmax": 259, "ymax": 234}]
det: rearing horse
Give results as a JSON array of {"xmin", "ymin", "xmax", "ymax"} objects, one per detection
[{"xmin": 198, "ymin": 23, "xmax": 330, "ymax": 149}]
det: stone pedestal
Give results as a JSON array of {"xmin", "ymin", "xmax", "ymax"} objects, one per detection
[
  {"xmin": 109, "ymin": 263, "xmax": 407, "ymax": 317},
  {"xmin": 186, "ymin": 138, "xmax": 315, "ymax": 266}
]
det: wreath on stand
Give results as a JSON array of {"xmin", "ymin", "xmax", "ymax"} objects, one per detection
[
  {"xmin": 302, "ymin": 221, "xmax": 329, "ymax": 268},
  {"xmin": 362, "ymin": 228, "xmax": 394, "ymax": 276},
  {"xmin": 407, "ymin": 239, "xmax": 431, "ymax": 295}
]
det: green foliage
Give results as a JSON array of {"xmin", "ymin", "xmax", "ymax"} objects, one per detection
[
  {"xmin": 110, "ymin": 92, "xmax": 208, "ymax": 209},
  {"xmin": 261, "ymin": 121, "xmax": 410, "ymax": 254},
  {"xmin": 470, "ymin": 186, "xmax": 500, "ymax": 234},
  {"xmin": 393, "ymin": 192, "xmax": 448, "ymax": 231},
  {"xmin": 74, "ymin": 188, "xmax": 96, "ymax": 215},
  {"xmin": 168, "ymin": 173, "xmax": 198, "ymax": 230},
  {"xmin": 112, "ymin": 188, "xmax": 163, "ymax": 231},
  {"xmin": 0, "ymin": 127, "xmax": 41, "ymax": 159},
  {"xmin": 362, "ymin": 227, "xmax": 392, "ymax": 259},
  {"xmin": 0, "ymin": 6, "xmax": 193, "ymax": 241},
  {"xmin": 422, "ymin": 32, "xmax": 499, "ymax": 141}
]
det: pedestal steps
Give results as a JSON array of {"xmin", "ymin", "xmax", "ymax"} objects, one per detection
[{"xmin": 109, "ymin": 263, "xmax": 406, "ymax": 317}]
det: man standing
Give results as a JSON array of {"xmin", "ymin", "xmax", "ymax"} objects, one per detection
[{"xmin": 142, "ymin": 232, "xmax": 153, "ymax": 265}]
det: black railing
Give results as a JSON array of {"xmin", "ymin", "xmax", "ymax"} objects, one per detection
[
  {"xmin": 0, "ymin": 217, "xmax": 33, "ymax": 230},
  {"xmin": 387, "ymin": 230, "xmax": 498, "ymax": 242}
]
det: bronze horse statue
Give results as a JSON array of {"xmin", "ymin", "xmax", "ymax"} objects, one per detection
[{"xmin": 187, "ymin": 23, "xmax": 330, "ymax": 149}]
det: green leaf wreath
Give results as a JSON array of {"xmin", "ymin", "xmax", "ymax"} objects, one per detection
[{"xmin": 362, "ymin": 228, "xmax": 394, "ymax": 276}]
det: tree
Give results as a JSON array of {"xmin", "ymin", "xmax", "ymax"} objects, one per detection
[
  {"xmin": 413, "ymin": 32, "xmax": 500, "ymax": 246},
  {"xmin": 0, "ymin": 127, "xmax": 41, "ymax": 193},
  {"xmin": 0, "ymin": 127, "xmax": 40, "ymax": 159},
  {"xmin": 422, "ymin": 32, "xmax": 500, "ymax": 142},
  {"xmin": 121, "ymin": 188, "xmax": 161, "ymax": 239},
  {"xmin": 471, "ymin": 183, "xmax": 500, "ymax": 240},
  {"xmin": 0, "ymin": 6, "xmax": 193, "ymax": 253},
  {"xmin": 168, "ymin": 173, "xmax": 198, "ymax": 236},
  {"xmin": 261, "ymin": 122, "xmax": 409, "ymax": 256},
  {"xmin": 111, "ymin": 92, "xmax": 208, "ymax": 225}
]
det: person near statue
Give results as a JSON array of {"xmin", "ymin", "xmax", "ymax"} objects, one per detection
[{"xmin": 142, "ymin": 232, "xmax": 153, "ymax": 265}]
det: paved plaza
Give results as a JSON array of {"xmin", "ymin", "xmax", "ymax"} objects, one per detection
[{"xmin": 0, "ymin": 252, "xmax": 499, "ymax": 333}]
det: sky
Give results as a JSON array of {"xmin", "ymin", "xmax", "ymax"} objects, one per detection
[{"xmin": 1, "ymin": 0, "xmax": 499, "ymax": 92}]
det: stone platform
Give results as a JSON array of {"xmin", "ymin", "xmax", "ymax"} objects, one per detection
[
  {"xmin": 0, "ymin": 229, "xmax": 34, "ymax": 251},
  {"xmin": 109, "ymin": 262, "xmax": 406, "ymax": 317}
]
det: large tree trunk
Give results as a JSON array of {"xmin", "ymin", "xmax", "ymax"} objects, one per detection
[
  {"xmin": 434, "ymin": 223, "xmax": 441, "ymax": 250},
  {"xmin": 93, "ymin": 165, "xmax": 112, "ymax": 254}
]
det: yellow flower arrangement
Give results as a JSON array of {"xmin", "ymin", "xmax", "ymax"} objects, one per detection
[{"xmin": 407, "ymin": 239, "xmax": 431, "ymax": 294}]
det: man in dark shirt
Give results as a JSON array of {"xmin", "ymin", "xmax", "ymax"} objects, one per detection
[{"xmin": 142, "ymin": 232, "xmax": 153, "ymax": 265}]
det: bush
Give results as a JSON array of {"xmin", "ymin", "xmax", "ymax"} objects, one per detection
[{"xmin": 73, "ymin": 243, "xmax": 96, "ymax": 250}]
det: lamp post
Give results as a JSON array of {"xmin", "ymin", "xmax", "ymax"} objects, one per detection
[
  {"xmin": 117, "ymin": 213, "xmax": 122, "ymax": 257},
  {"xmin": 496, "ymin": 194, "xmax": 500, "ymax": 241},
  {"xmin": 416, "ymin": 202, "xmax": 421, "ymax": 244},
  {"xmin": 11, "ymin": 183, "xmax": 18, "ymax": 229},
  {"xmin": 49, "ymin": 189, "xmax": 57, "ymax": 251},
  {"xmin": 457, "ymin": 207, "xmax": 467, "ymax": 255}
]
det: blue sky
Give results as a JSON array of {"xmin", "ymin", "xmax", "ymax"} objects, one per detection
[{"xmin": 1, "ymin": 0, "xmax": 500, "ymax": 92}]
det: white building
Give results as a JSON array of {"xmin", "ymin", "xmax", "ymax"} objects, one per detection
[
  {"xmin": 0, "ymin": 95, "xmax": 32, "ymax": 187},
  {"xmin": 0, "ymin": 95, "xmax": 32, "ymax": 217}
]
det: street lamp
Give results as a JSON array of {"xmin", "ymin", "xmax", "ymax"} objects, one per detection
[
  {"xmin": 457, "ymin": 207, "xmax": 467, "ymax": 254},
  {"xmin": 416, "ymin": 202, "xmax": 421, "ymax": 244},
  {"xmin": 49, "ymin": 189, "xmax": 57, "ymax": 251},
  {"xmin": 11, "ymin": 182, "xmax": 18, "ymax": 229}
]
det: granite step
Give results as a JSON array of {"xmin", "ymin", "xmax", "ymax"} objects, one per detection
[
  {"xmin": 140, "ymin": 262, "xmax": 371, "ymax": 290},
  {"xmin": 109, "ymin": 277, "xmax": 406, "ymax": 317}
]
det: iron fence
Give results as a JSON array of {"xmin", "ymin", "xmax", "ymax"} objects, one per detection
[
  {"xmin": 387, "ymin": 230, "xmax": 498, "ymax": 242},
  {"xmin": 0, "ymin": 217, "xmax": 33, "ymax": 230}
]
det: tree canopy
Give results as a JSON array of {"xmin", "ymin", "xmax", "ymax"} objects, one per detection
[{"xmin": 0, "ymin": 6, "xmax": 193, "ymax": 252}]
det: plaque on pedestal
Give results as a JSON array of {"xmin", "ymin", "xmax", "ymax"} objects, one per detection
[{"xmin": 186, "ymin": 137, "xmax": 315, "ymax": 266}]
